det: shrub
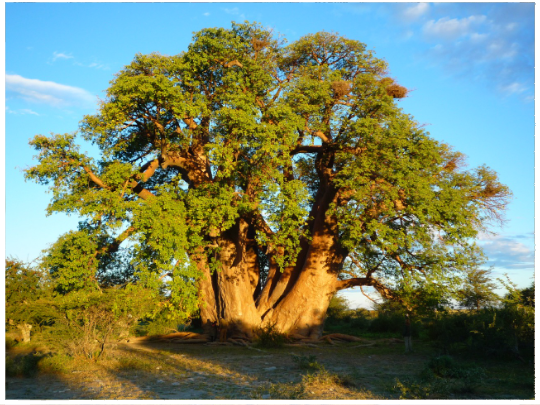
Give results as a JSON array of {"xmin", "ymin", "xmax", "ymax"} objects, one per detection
[
  {"xmin": 37, "ymin": 353, "xmax": 72, "ymax": 374},
  {"xmin": 253, "ymin": 323, "xmax": 288, "ymax": 348},
  {"xmin": 6, "ymin": 353, "xmax": 42, "ymax": 377},
  {"xmin": 395, "ymin": 378, "xmax": 450, "ymax": 399},
  {"xmin": 425, "ymin": 305, "xmax": 534, "ymax": 358},
  {"xmin": 45, "ymin": 286, "xmax": 156, "ymax": 359},
  {"xmin": 291, "ymin": 354, "xmax": 323, "ymax": 371},
  {"xmin": 6, "ymin": 336, "xmax": 18, "ymax": 350},
  {"xmin": 116, "ymin": 356, "xmax": 154, "ymax": 371},
  {"xmin": 396, "ymin": 356, "xmax": 486, "ymax": 399},
  {"xmin": 136, "ymin": 315, "xmax": 182, "ymax": 337}
]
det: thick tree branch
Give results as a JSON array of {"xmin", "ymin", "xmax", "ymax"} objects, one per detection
[
  {"xmin": 290, "ymin": 145, "xmax": 323, "ymax": 155},
  {"xmin": 81, "ymin": 165, "xmax": 111, "ymax": 190},
  {"xmin": 96, "ymin": 226, "xmax": 135, "ymax": 257},
  {"xmin": 129, "ymin": 180, "xmax": 155, "ymax": 200},
  {"xmin": 334, "ymin": 277, "xmax": 371, "ymax": 291},
  {"xmin": 140, "ymin": 158, "xmax": 160, "ymax": 182},
  {"xmin": 313, "ymin": 130, "xmax": 331, "ymax": 143}
]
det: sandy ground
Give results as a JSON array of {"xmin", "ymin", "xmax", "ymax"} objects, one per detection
[{"xmin": 6, "ymin": 339, "xmax": 422, "ymax": 400}]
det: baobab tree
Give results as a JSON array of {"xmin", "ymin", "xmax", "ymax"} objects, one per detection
[{"xmin": 26, "ymin": 22, "xmax": 510, "ymax": 340}]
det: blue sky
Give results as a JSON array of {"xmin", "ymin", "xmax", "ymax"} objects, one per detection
[{"xmin": 5, "ymin": 2, "xmax": 535, "ymax": 308}]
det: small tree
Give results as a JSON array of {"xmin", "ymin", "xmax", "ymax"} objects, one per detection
[
  {"xmin": 50, "ymin": 286, "xmax": 156, "ymax": 359},
  {"xmin": 519, "ymin": 283, "xmax": 535, "ymax": 307},
  {"xmin": 5, "ymin": 258, "xmax": 57, "ymax": 338},
  {"xmin": 497, "ymin": 276, "xmax": 535, "ymax": 355},
  {"xmin": 458, "ymin": 268, "xmax": 499, "ymax": 311}
]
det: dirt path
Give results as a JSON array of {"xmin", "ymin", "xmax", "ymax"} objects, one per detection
[{"xmin": 5, "ymin": 340, "xmax": 432, "ymax": 400}]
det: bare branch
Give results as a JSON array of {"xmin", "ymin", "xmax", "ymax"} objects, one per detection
[{"xmin": 290, "ymin": 145, "xmax": 323, "ymax": 155}]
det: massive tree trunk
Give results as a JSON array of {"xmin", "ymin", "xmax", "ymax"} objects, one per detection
[
  {"xmin": 197, "ymin": 178, "xmax": 348, "ymax": 340},
  {"xmin": 266, "ymin": 183, "xmax": 346, "ymax": 338}
]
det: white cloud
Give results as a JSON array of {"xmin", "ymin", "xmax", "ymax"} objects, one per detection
[
  {"xmin": 224, "ymin": 7, "xmax": 240, "ymax": 15},
  {"xmin": 424, "ymin": 15, "xmax": 487, "ymax": 39},
  {"xmin": 403, "ymin": 3, "xmax": 429, "ymax": 21},
  {"xmin": 499, "ymin": 82, "xmax": 527, "ymax": 95},
  {"xmin": 203, "ymin": 12, "xmax": 210, "ymax": 16},
  {"xmin": 478, "ymin": 233, "xmax": 534, "ymax": 270},
  {"xmin": 6, "ymin": 106, "xmax": 40, "ymax": 116},
  {"xmin": 223, "ymin": 7, "xmax": 245, "ymax": 19},
  {"xmin": 6, "ymin": 74, "xmax": 95, "ymax": 108},
  {"xmin": 411, "ymin": 4, "xmax": 533, "ymax": 101},
  {"xmin": 73, "ymin": 60, "xmax": 109, "ymax": 70},
  {"xmin": 52, "ymin": 51, "xmax": 73, "ymax": 62},
  {"xmin": 470, "ymin": 32, "xmax": 488, "ymax": 42},
  {"xmin": 88, "ymin": 62, "xmax": 109, "ymax": 70}
]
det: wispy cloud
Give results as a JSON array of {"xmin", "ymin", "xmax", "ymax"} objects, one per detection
[
  {"xmin": 88, "ymin": 62, "xmax": 109, "ymax": 70},
  {"xmin": 6, "ymin": 106, "xmax": 40, "ymax": 116},
  {"xmin": 6, "ymin": 74, "xmax": 95, "ymax": 108},
  {"xmin": 52, "ymin": 51, "xmax": 74, "ymax": 62},
  {"xmin": 402, "ymin": 3, "xmax": 430, "ymax": 22},
  {"xmin": 223, "ymin": 6, "xmax": 245, "ymax": 20},
  {"xmin": 203, "ymin": 12, "xmax": 210, "ymax": 17},
  {"xmin": 423, "ymin": 15, "xmax": 486, "ymax": 40},
  {"xmin": 500, "ymin": 82, "xmax": 528, "ymax": 95},
  {"xmin": 389, "ymin": 3, "xmax": 534, "ymax": 100},
  {"xmin": 50, "ymin": 51, "xmax": 109, "ymax": 70},
  {"xmin": 73, "ymin": 60, "xmax": 109, "ymax": 70},
  {"xmin": 478, "ymin": 233, "xmax": 534, "ymax": 270}
]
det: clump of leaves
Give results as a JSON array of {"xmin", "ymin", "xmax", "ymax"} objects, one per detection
[
  {"xmin": 254, "ymin": 382, "xmax": 306, "ymax": 400},
  {"xmin": 291, "ymin": 354, "xmax": 323, "ymax": 371},
  {"xmin": 303, "ymin": 368, "xmax": 356, "ymax": 388},
  {"xmin": 37, "ymin": 353, "xmax": 73, "ymax": 375},
  {"xmin": 426, "ymin": 355, "xmax": 486, "ymax": 382},
  {"xmin": 253, "ymin": 323, "xmax": 289, "ymax": 348},
  {"xmin": 394, "ymin": 378, "xmax": 450, "ymax": 399},
  {"xmin": 251, "ymin": 36, "xmax": 270, "ymax": 51},
  {"xmin": 396, "ymin": 355, "xmax": 486, "ymax": 399},
  {"xmin": 6, "ymin": 336, "xmax": 18, "ymax": 350},
  {"xmin": 254, "ymin": 369, "xmax": 369, "ymax": 400},
  {"xmin": 6, "ymin": 353, "xmax": 43, "ymax": 377},
  {"xmin": 331, "ymin": 80, "xmax": 351, "ymax": 98},
  {"xmin": 116, "ymin": 355, "xmax": 154, "ymax": 372},
  {"xmin": 386, "ymin": 83, "xmax": 408, "ymax": 98}
]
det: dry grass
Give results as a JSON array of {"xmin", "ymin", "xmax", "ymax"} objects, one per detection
[{"xmin": 6, "ymin": 338, "xmax": 534, "ymax": 400}]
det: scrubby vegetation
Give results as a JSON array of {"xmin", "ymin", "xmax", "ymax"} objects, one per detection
[
  {"xmin": 5, "ymin": 257, "xmax": 534, "ymax": 400},
  {"xmin": 324, "ymin": 285, "xmax": 534, "ymax": 360}
]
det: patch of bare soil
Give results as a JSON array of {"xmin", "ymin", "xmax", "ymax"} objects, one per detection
[{"xmin": 5, "ymin": 339, "xmax": 430, "ymax": 400}]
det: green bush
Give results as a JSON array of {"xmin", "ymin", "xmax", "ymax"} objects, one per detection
[
  {"xmin": 253, "ymin": 323, "xmax": 288, "ymax": 348},
  {"xmin": 291, "ymin": 354, "xmax": 323, "ymax": 371},
  {"xmin": 135, "ymin": 316, "xmax": 182, "ymax": 337},
  {"xmin": 426, "ymin": 355, "xmax": 485, "ymax": 380},
  {"xmin": 5, "ymin": 336, "xmax": 18, "ymax": 350},
  {"xmin": 37, "ymin": 353, "xmax": 72, "ymax": 374},
  {"xmin": 425, "ymin": 305, "xmax": 534, "ymax": 358},
  {"xmin": 396, "ymin": 356, "xmax": 486, "ymax": 399},
  {"xmin": 395, "ymin": 378, "xmax": 450, "ymax": 399},
  {"xmin": 6, "ymin": 353, "xmax": 42, "ymax": 377},
  {"xmin": 369, "ymin": 312, "xmax": 404, "ymax": 334},
  {"xmin": 116, "ymin": 356, "xmax": 154, "ymax": 371},
  {"xmin": 325, "ymin": 297, "xmax": 373, "ymax": 335}
]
